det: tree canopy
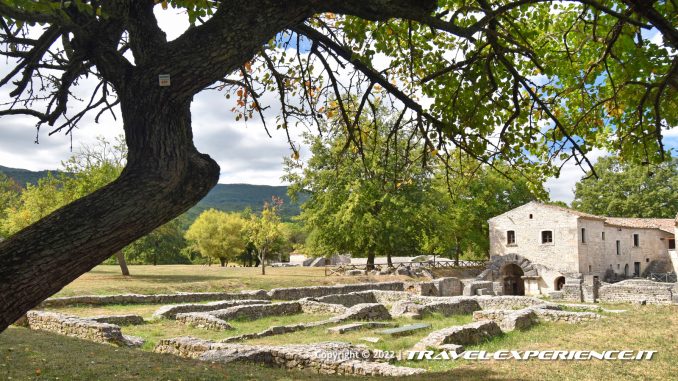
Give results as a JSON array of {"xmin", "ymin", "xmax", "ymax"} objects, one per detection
[
  {"xmin": 0, "ymin": 0, "xmax": 676, "ymax": 331},
  {"xmin": 185, "ymin": 209, "xmax": 247, "ymax": 267},
  {"xmin": 571, "ymin": 155, "xmax": 678, "ymax": 218},
  {"xmin": 243, "ymin": 198, "xmax": 285, "ymax": 275}
]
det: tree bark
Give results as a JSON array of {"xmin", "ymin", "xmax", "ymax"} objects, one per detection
[
  {"xmin": 366, "ymin": 251, "xmax": 376, "ymax": 271},
  {"xmin": 260, "ymin": 249, "xmax": 266, "ymax": 275},
  {"xmin": 0, "ymin": 92, "xmax": 219, "ymax": 331},
  {"xmin": 115, "ymin": 251, "xmax": 130, "ymax": 276},
  {"xmin": 219, "ymin": 258, "xmax": 226, "ymax": 267}
]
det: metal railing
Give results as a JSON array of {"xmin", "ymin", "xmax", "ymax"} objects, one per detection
[
  {"xmin": 324, "ymin": 259, "xmax": 488, "ymax": 276},
  {"xmin": 648, "ymin": 272, "xmax": 677, "ymax": 283}
]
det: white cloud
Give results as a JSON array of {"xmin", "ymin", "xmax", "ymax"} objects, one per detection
[{"xmin": 544, "ymin": 148, "xmax": 608, "ymax": 204}]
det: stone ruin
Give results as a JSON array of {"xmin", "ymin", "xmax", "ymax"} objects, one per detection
[
  {"xmin": 24, "ymin": 311, "xmax": 144, "ymax": 347},
  {"xmin": 22, "ymin": 278, "xmax": 626, "ymax": 377}
]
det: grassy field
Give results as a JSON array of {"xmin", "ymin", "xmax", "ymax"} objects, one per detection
[
  {"xmin": 2, "ymin": 264, "xmax": 677, "ymax": 380},
  {"xmin": 54, "ymin": 265, "xmax": 410, "ymax": 297}
]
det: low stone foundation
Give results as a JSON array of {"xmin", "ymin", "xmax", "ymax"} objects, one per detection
[
  {"xmin": 41, "ymin": 290, "xmax": 270, "ymax": 307},
  {"xmin": 87, "ymin": 314, "xmax": 145, "ymax": 326},
  {"xmin": 330, "ymin": 303, "xmax": 392, "ymax": 322},
  {"xmin": 532, "ymin": 308, "xmax": 601, "ymax": 323},
  {"xmin": 309, "ymin": 292, "xmax": 378, "ymax": 307},
  {"xmin": 153, "ymin": 300, "xmax": 270, "ymax": 319},
  {"xmin": 267, "ymin": 281, "xmax": 404, "ymax": 300},
  {"xmin": 155, "ymin": 338, "xmax": 424, "ymax": 377},
  {"xmin": 413, "ymin": 320, "xmax": 502, "ymax": 350},
  {"xmin": 299, "ymin": 300, "xmax": 349, "ymax": 315},
  {"xmin": 175, "ymin": 313, "xmax": 234, "ymax": 331},
  {"xmin": 26, "ymin": 311, "xmax": 143, "ymax": 347},
  {"xmin": 599, "ymin": 279, "xmax": 676, "ymax": 305},
  {"xmin": 176, "ymin": 302, "xmax": 303, "ymax": 330},
  {"xmin": 472, "ymin": 309, "xmax": 537, "ymax": 331}
]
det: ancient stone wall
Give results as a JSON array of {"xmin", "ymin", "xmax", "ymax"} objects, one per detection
[
  {"xmin": 154, "ymin": 338, "xmax": 424, "ymax": 377},
  {"xmin": 309, "ymin": 292, "xmax": 378, "ymax": 307},
  {"xmin": 26, "ymin": 311, "xmax": 143, "ymax": 347},
  {"xmin": 531, "ymin": 308, "xmax": 600, "ymax": 323},
  {"xmin": 472, "ymin": 309, "xmax": 537, "ymax": 331},
  {"xmin": 208, "ymin": 302, "xmax": 302, "ymax": 321},
  {"xmin": 598, "ymin": 279, "xmax": 675, "ymax": 304},
  {"xmin": 267, "ymin": 281, "xmax": 404, "ymax": 300},
  {"xmin": 41, "ymin": 290, "xmax": 270, "ymax": 307},
  {"xmin": 153, "ymin": 300, "xmax": 270, "ymax": 319},
  {"xmin": 87, "ymin": 314, "xmax": 145, "ymax": 326},
  {"xmin": 413, "ymin": 320, "xmax": 502, "ymax": 350},
  {"xmin": 298, "ymin": 300, "xmax": 348, "ymax": 315}
]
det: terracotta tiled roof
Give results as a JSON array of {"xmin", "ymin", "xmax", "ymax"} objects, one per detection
[
  {"xmin": 604, "ymin": 217, "xmax": 676, "ymax": 234},
  {"xmin": 532, "ymin": 202, "xmax": 675, "ymax": 233}
]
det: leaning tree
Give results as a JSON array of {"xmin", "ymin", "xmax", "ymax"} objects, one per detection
[{"xmin": 0, "ymin": 0, "xmax": 675, "ymax": 331}]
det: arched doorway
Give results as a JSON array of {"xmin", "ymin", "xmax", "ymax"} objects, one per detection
[
  {"xmin": 501, "ymin": 263, "xmax": 525, "ymax": 295},
  {"xmin": 554, "ymin": 276, "xmax": 565, "ymax": 291}
]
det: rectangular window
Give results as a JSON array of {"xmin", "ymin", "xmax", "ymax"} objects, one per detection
[
  {"xmin": 616, "ymin": 240, "xmax": 621, "ymax": 255},
  {"xmin": 581, "ymin": 228, "xmax": 586, "ymax": 243},
  {"xmin": 541, "ymin": 230, "xmax": 553, "ymax": 244},
  {"xmin": 669, "ymin": 239, "xmax": 675, "ymax": 250},
  {"xmin": 507, "ymin": 230, "xmax": 516, "ymax": 245},
  {"xmin": 633, "ymin": 234, "xmax": 640, "ymax": 247},
  {"xmin": 601, "ymin": 232, "xmax": 605, "ymax": 241}
]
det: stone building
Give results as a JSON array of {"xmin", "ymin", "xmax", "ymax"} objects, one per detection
[{"xmin": 483, "ymin": 201, "xmax": 676, "ymax": 296}]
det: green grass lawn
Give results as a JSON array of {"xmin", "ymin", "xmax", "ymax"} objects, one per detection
[
  {"xmin": 123, "ymin": 313, "xmax": 335, "ymax": 350},
  {"xmin": 53, "ymin": 265, "xmax": 410, "ymax": 297},
  {"xmin": 3, "ymin": 264, "xmax": 677, "ymax": 380},
  {"xmin": 3, "ymin": 304, "xmax": 677, "ymax": 380}
]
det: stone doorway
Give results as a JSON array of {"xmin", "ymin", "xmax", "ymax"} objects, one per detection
[
  {"xmin": 501, "ymin": 263, "xmax": 525, "ymax": 295},
  {"xmin": 554, "ymin": 276, "xmax": 565, "ymax": 291}
]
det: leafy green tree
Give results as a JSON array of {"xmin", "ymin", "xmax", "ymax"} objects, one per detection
[
  {"xmin": 572, "ymin": 156, "xmax": 678, "ymax": 218},
  {"xmin": 426, "ymin": 158, "xmax": 544, "ymax": 261},
  {"xmin": 185, "ymin": 209, "xmax": 247, "ymax": 267},
  {"xmin": 1, "ymin": 0, "xmax": 676, "ymax": 331},
  {"xmin": 286, "ymin": 108, "xmax": 436, "ymax": 268},
  {"xmin": 0, "ymin": 173, "xmax": 20, "ymax": 238},
  {"xmin": 123, "ymin": 217, "xmax": 190, "ymax": 266},
  {"xmin": 244, "ymin": 198, "xmax": 285, "ymax": 275}
]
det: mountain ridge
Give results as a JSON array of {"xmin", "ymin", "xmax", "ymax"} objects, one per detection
[{"xmin": 0, "ymin": 165, "xmax": 306, "ymax": 220}]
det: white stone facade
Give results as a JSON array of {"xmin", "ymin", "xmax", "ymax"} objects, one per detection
[{"xmin": 488, "ymin": 202, "xmax": 676, "ymax": 294}]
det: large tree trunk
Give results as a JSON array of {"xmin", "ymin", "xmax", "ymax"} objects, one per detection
[
  {"xmin": 0, "ymin": 93, "xmax": 219, "ymax": 331},
  {"xmin": 219, "ymin": 258, "xmax": 226, "ymax": 267},
  {"xmin": 115, "ymin": 251, "xmax": 130, "ymax": 276}
]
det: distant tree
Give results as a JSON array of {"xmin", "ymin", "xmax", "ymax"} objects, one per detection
[
  {"xmin": 244, "ymin": 198, "xmax": 285, "ymax": 275},
  {"xmin": 572, "ymin": 156, "xmax": 678, "ymax": 218},
  {"xmin": 1, "ymin": 137, "xmax": 133, "ymax": 275},
  {"xmin": 430, "ymin": 159, "xmax": 544, "ymax": 260},
  {"xmin": 186, "ymin": 209, "xmax": 247, "ymax": 267},
  {"xmin": 123, "ymin": 217, "xmax": 190, "ymax": 266},
  {"xmin": 0, "ymin": 173, "xmax": 20, "ymax": 238}
]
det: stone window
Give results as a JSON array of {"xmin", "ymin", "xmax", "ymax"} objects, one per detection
[
  {"xmin": 646, "ymin": 258, "xmax": 650, "ymax": 263},
  {"xmin": 581, "ymin": 228, "xmax": 586, "ymax": 243},
  {"xmin": 529, "ymin": 214, "xmax": 533, "ymax": 219},
  {"xmin": 588, "ymin": 265, "xmax": 592, "ymax": 272},
  {"xmin": 633, "ymin": 234, "xmax": 640, "ymax": 247},
  {"xmin": 541, "ymin": 230, "xmax": 553, "ymax": 244},
  {"xmin": 616, "ymin": 240, "xmax": 621, "ymax": 255},
  {"xmin": 668, "ymin": 238, "xmax": 675, "ymax": 250},
  {"xmin": 601, "ymin": 232, "xmax": 605, "ymax": 241},
  {"xmin": 507, "ymin": 230, "xmax": 516, "ymax": 245}
]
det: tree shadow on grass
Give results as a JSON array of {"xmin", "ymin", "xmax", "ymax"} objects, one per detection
[{"xmin": 113, "ymin": 274, "xmax": 229, "ymax": 283}]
